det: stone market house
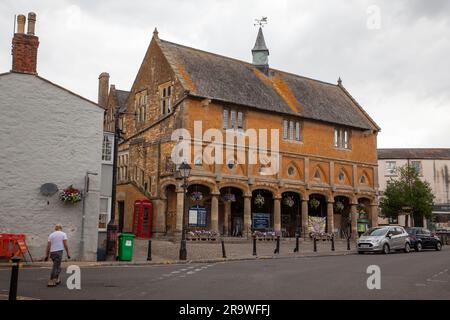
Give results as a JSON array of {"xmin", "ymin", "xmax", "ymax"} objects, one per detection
[
  {"xmin": 102, "ymin": 27, "xmax": 380, "ymax": 240},
  {"xmin": 378, "ymin": 148, "xmax": 450, "ymax": 229},
  {"xmin": 0, "ymin": 13, "xmax": 105, "ymax": 260}
]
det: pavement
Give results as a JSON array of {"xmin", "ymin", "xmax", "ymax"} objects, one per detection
[
  {"xmin": 0, "ymin": 238, "xmax": 356, "ymax": 268},
  {"xmin": 0, "ymin": 246, "xmax": 448, "ymax": 300}
]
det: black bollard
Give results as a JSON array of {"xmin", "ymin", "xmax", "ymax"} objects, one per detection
[
  {"xmin": 221, "ymin": 239, "xmax": 226, "ymax": 258},
  {"xmin": 274, "ymin": 236, "xmax": 280, "ymax": 254},
  {"xmin": 347, "ymin": 236, "xmax": 351, "ymax": 250},
  {"xmin": 313, "ymin": 236, "xmax": 317, "ymax": 252},
  {"xmin": 252, "ymin": 236, "xmax": 257, "ymax": 256},
  {"xmin": 9, "ymin": 256, "xmax": 21, "ymax": 301},
  {"xmin": 331, "ymin": 235, "xmax": 335, "ymax": 251},
  {"xmin": 147, "ymin": 240, "xmax": 152, "ymax": 261},
  {"xmin": 294, "ymin": 235, "xmax": 299, "ymax": 253}
]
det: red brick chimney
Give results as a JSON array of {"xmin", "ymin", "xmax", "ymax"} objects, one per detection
[{"xmin": 11, "ymin": 12, "xmax": 39, "ymax": 74}]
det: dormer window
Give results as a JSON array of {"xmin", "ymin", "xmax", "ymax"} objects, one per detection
[{"xmin": 159, "ymin": 83, "xmax": 173, "ymax": 116}]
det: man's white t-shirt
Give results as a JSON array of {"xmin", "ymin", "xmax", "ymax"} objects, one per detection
[{"xmin": 48, "ymin": 231, "xmax": 68, "ymax": 252}]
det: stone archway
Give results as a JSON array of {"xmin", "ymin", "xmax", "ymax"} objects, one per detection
[
  {"xmin": 187, "ymin": 184, "xmax": 212, "ymax": 231},
  {"xmin": 308, "ymin": 193, "xmax": 328, "ymax": 235},
  {"xmin": 164, "ymin": 184, "xmax": 177, "ymax": 235},
  {"xmin": 281, "ymin": 192, "xmax": 302, "ymax": 237},
  {"xmin": 219, "ymin": 187, "xmax": 244, "ymax": 236},
  {"xmin": 334, "ymin": 195, "xmax": 351, "ymax": 239},
  {"xmin": 251, "ymin": 189, "xmax": 275, "ymax": 232}
]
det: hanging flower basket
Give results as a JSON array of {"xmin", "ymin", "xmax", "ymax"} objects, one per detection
[
  {"xmin": 222, "ymin": 193, "xmax": 236, "ymax": 202},
  {"xmin": 190, "ymin": 191, "xmax": 203, "ymax": 202},
  {"xmin": 283, "ymin": 196, "xmax": 295, "ymax": 207},
  {"xmin": 334, "ymin": 201, "xmax": 345, "ymax": 213},
  {"xmin": 254, "ymin": 194, "xmax": 265, "ymax": 208},
  {"xmin": 310, "ymin": 198, "xmax": 320, "ymax": 209},
  {"xmin": 59, "ymin": 185, "xmax": 82, "ymax": 204},
  {"xmin": 357, "ymin": 203, "xmax": 366, "ymax": 213}
]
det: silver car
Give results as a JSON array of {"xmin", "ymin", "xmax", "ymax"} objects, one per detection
[{"xmin": 357, "ymin": 226, "xmax": 411, "ymax": 254}]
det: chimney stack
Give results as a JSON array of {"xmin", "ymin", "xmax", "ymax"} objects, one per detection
[
  {"xmin": 98, "ymin": 72, "xmax": 110, "ymax": 108},
  {"xmin": 27, "ymin": 12, "xmax": 36, "ymax": 35},
  {"xmin": 11, "ymin": 12, "xmax": 39, "ymax": 74}
]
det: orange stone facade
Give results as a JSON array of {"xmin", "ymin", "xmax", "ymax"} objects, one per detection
[{"xmin": 104, "ymin": 32, "xmax": 380, "ymax": 240}]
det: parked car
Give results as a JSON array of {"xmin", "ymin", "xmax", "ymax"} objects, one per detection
[
  {"xmin": 405, "ymin": 227, "xmax": 442, "ymax": 252},
  {"xmin": 357, "ymin": 226, "xmax": 411, "ymax": 254}
]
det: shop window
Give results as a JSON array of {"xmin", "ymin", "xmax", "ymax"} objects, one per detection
[{"xmin": 98, "ymin": 197, "xmax": 111, "ymax": 231}]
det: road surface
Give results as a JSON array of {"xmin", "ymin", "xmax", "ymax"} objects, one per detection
[{"xmin": 1, "ymin": 247, "xmax": 449, "ymax": 300}]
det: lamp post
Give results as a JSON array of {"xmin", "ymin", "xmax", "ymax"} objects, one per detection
[{"xmin": 177, "ymin": 161, "xmax": 191, "ymax": 260}]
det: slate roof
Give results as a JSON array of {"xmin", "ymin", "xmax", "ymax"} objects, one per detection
[
  {"xmin": 115, "ymin": 89, "xmax": 129, "ymax": 112},
  {"xmin": 157, "ymin": 38, "xmax": 379, "ymax": 131},
  {"xmin": 378, "ymin": 148, "xmax": 450, "ymax": 160}
]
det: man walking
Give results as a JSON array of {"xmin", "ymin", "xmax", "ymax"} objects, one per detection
[{"xmin": 45, "ymin": 224, "xmax": 70, "ymax": 287}]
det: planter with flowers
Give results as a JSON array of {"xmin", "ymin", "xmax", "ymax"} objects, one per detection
[
  {"xmin": 283, "ymin": 195, "xmax": 295, "ymax": 208},
  {"xmin": 310, "ymin": 198, "xmax": 320, "ymax": 210},
  {"xmin": 190, "ymin": 191, "xmax": 203, "ymax": 202},
  {"xmin": 59, "ymin": 185, "xmax": 82, "ymax": 204},
  {"xmin": 334, "ymin": 201, "xmax": 345, "ymax": 213},
  {"xmin": 254, "ymin": 194, "xmax": 265, "ymax": 208},
  {"xmin": 222, "ymin": 193, "xmax": 236, "ymax": 203}
]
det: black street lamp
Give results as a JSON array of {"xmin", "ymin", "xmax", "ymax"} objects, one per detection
[{"xmin": 177, "ymin": 161, "xmax": 191, "ymax": 260}]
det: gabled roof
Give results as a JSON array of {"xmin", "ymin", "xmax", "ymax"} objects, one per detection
[
  {"xmin": 378, "ymin": 148, "xmax": 450, "ymax": 160},
  {"xmin": 1, "ymin": 71, "xmax": 101, "ymax": 109},
  {"xmin": 115, "ymin": 89, "xmax": 129, "ymax": 112},
  {"xmin": 156, "ymin": 38, "xmax": 379, "ymax": 131}
]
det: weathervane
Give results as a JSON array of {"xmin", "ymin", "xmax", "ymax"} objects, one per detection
[{"xmin": 254, "ymin": 17, "xmax": 268, "ymax": 28}]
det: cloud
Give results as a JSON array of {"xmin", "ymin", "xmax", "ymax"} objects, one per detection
[{"xmin": 0, "ymin": 0, "xmax": 449, "ymax": 148}]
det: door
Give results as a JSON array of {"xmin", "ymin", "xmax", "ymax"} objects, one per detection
[{"xmin": 421, "ymin": 229, "xmax": 431, "ymax": 247}]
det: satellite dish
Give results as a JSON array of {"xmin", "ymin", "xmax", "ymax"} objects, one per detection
[{"xmin": 40, "ymin": 183, "xmax": 58, "ymax": 196}]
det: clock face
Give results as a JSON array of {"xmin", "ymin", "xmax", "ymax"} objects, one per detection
[{"xmin": 253, "ymin": 51, "xmax": 268, "ymax": 65}]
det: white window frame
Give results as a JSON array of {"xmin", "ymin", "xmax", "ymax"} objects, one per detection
[
  {"xmin": 98, "ymin": 196, "xmax": 111, "ymax": 231},
  {"xmin": 102, "ymin": 133, "xmax": 114, "ymax": 164},
  {"xmin": 386, "ymin": 161, "xmax": 397, "ymax": 176}
]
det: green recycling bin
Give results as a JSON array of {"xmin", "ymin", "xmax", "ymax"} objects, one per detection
[{"xmin": 118, "ymin": 233, "xmax": 135, "ymax": 261}]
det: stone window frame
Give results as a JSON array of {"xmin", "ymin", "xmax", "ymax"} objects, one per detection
[
  {"xmin": 135, "ymin": 90, "xmax": 148, "ymax": 124},
  {"xmin": 159, "ymin": 82, "xmax": 173, "ymax": 116},
  {"xmin": 334, "ymin": 127, "xmax": 351, "ymax": 150},
  {"xmin": 287, "ymin": 166, "xmax": 296, "ymax": 177},
  {"xmin": 223, "ymin": 107, "xmax": 245, "ymax": 131},
  {"xmin": 282, "ymin": 118, "xmax": 302, "ymax": 142}
]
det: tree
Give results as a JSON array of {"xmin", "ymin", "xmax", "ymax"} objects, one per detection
[{"xmin": 379, "ymin": 165, "xmax": 434, "ymax": 227}]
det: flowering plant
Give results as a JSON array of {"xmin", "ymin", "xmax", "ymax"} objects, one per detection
[
  {"xmin": 357, "ymin": 203, "xmax": 366, "ymax": 213},
  {"xmin": 334, "ymin": 201, "xmax": 345, "ymax": 213},
  {"xmin": 310, "ymin": 198, "xmax": 320, "ymax": 209},
  {"xmin": 190, "ymin": 191, "xmax": 203, "ymax": 201},
  {"xmin": 222, "ymin": 193, "xmax": 236, "ymax": 202},
  {"xmin": 283, "ymin": 196, "xmax": 295, "ymax": 207},
  {"xmin": 254, "ymin": 194, "xmax": 265, "ymax": 208},
  {"xmin": 59, "ymin": 185, "xmax": 82, "ymax": 204}
]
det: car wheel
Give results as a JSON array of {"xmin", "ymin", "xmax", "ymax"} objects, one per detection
[
  {"xmin": 436, "ymin": 242, "xmax": 442, "ymax": 251},
  {"xmin": 382, "ymin": 244, "xmax": 390, "ymax": 254},
  {"xmin": 404, "ymin": 243, "xmax": 411, "ymax": 253},
  {"xmin": 415, "ymin": 242, "xmax": 422, "ymax": 252}
]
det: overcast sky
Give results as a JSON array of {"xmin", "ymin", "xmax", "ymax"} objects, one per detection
[{"xmin": 1, "ymin": 0, "xmax": 449, "ymax": 148}]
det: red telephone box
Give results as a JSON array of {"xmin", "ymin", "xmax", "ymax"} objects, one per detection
[{"xmin": 133, "ymin": 200, "xmax": 153, "ymax": 238}]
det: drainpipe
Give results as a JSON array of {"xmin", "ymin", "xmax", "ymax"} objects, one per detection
[{"xmin": 80, "ymin": 171, "xmax": 98, "ymax": 260}]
